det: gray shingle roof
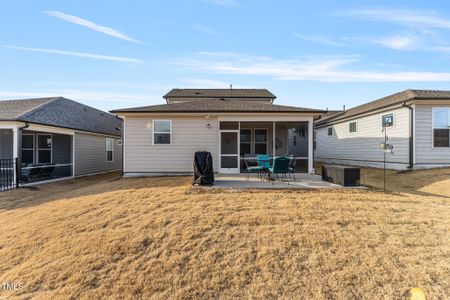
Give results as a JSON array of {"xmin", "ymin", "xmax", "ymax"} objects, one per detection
[
  {"xmin": 0, "ymin": 97, "xmax": 122, "ymax": 136},
  {"xmin": 111, "ymin": 99, "xmax": 324, "ymax": 113},
  {"xmin": 163, "ymin": 88, "xmax": 276, "ymax": 99},
  {"xmin": 0, "ymin": 97, "xmax": 56, "ymax": 119},
  {"xmin": 316, "ymin": 89, "xmax": 450, "ymax": 126}
]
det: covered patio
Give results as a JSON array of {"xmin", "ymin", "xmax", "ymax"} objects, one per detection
[
  {"xmin": 218, "ymin": 118, "xmax": 314, "ymax": 174},
  {"xmin": 19, "ymin": 129, "xmax": 73, "ymax": 184},
  {"xmin": 1, "ymin": 123, "xmax": 74, "ymax": 186}
]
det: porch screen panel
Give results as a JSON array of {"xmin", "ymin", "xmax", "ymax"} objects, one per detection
[
  {"xmin": 275, "ymin": 122, "xmax": 309, "ymax": 173},
  {"xmin": 240, "ymin": 129, "xmax": 251, "ymax": 155},
  {"xmin": 254, "ymin": 129, "xmax": 268, "ymax": 155},
  {"xmin": 37, "ymin": 135, "xmax": 52, "ymax": 164},
  {"xmin": 21, "ymin": 134, "xmax": 34, "ymax": 165},
  {"xmin": 221, "ymin": 156, "xmax": 238, "ymax": 168},
  {"xmin": 221, "ymin": 132, "xmax": 238, "ymax": 154}
]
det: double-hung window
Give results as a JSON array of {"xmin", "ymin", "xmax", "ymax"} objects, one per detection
[
  {"xmin": 37, "ymin": 134, "xmax": 52, "ymax": 164},
  {"xmin": 240, "ymin": 129, "xmax": 251, "ymax": 155},
  {"xmin": 106, "ymin": 138, "xmax": 114, "ymax": 162},
  {"xmin": 21, "ymin": 134, "xmax": 34, "ymax": 165},
  {"xmin": 153, "ymin": 120, "xmax": 172, "ymax": 145},
  {"xmin": 349, "ymin": 121, "xmax": 357, "ymax": 133},
  {"xmin": 433, "ymin": 108, "xmax": 450, "ymax": 147},
  {"xmin": 254, "ymin": 129, "xmax": 268, "ymax": 154}
]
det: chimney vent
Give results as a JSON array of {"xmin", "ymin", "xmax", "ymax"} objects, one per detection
[{"xmin": 343, "ymin": 105, "xmax": 346, "ymax": 111}]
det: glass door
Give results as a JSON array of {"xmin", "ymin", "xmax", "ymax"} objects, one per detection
[{"xmin": 219, "ymin": 130, "xmax": 239, "ymax": 173}]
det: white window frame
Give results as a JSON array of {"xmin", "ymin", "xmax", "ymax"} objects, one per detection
[
  {"xmin": 152, "ymin": 120, "xmax": 172, "ymax": 145},
  {"xmin": 106, "ymin": 138, "xmax": 114, "ymax": 162},
  {"xmin": 381, "ymin": 113, "xmax": 395, "ymax": 128},
  {"xmin": 21, "ymin": 133, "xmax": 35, "ymax": 165},
  {"xmin": 432, "ymin": 107, "xmax": 450, "ymax": 148},
  {"xmin": 37, "ymin": 134, "xmax": 52, "ymax": 164},
  {"xmin": 327, "ymin": 127, "xmax": 333, "ymax": 136},
  {"xmin": 254, "ymin": 128, "xmax": 268, "ymax": 155},
  {"xmin": 348, "ymin": 121, "xmax": 358, "ymax": 134}
]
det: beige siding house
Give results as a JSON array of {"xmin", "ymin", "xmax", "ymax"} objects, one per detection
[
  {"xmin": 112, "ymin": 89, "xmax": 324, "ymax": 176},
  {"xmin": 0, "ymin": 97, "xmax": 122, "ymax": 188},
  {"xmin": 315, "ymin": 89, "xmax": 450, "ymax": 170}
]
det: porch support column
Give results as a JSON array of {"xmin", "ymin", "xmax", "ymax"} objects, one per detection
[
  {"xmin": 308, "ymin": 118, "xmax": 314, "ymax": 174},
  {"xmin": 12, "ymin": 126, "xmax": 19, "ymax": 184},
  {"xmin": 272, "ymin": 121, "xmax": 275, "ymax": 158}
]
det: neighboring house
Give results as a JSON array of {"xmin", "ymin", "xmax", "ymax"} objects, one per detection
[
  {"xmin": 111, "ymin": 89, "xmax": 324, "ymax": 176},
  {"xmin": 0, "ymin": 97, "xmax": 122, "ymax": 188},
  {"xmin": 315, "ymin": 89, "xmax": 450, "ymax": 170}
]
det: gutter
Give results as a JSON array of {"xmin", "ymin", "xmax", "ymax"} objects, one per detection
[{"xmin": 402, "ymin": 102, "xmax": 414, "ymax": 169}]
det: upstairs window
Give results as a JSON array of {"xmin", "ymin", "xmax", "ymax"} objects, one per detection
[
  {"xmin": 433, "ymin": 108, "xmax": 450, "ymax": 147},
  {"xmin": 106, "ymin": 138, "xmax": 114, "ymax": 162},
  {"xmin": 382, "ymin": 113, "xmax": 394, "ymax": 128},
  {"xmin": 153, "ymin": 120, "xmax": 172, "ymax": 145},
  {"xmin": 327, "ymin": 127, "xmax": 333, "ymax": 136},
  {"xmin": 349, "ymin": 121, "xmax": 357, "ymax": 133}
]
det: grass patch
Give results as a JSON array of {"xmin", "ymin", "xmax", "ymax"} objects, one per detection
[{"xmin": 0, "ymin": 171, "xmax": 449, "ymax": 299}]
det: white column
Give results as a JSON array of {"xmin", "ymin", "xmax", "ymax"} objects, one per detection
[
  {"xmin": 12, "ymin": 126, "xmax": 19, "ymax": 185},
  {"xmin": 12, "ymin": 127, "xmax": 18, "ymax": 159},
  {"xmin": 308, "ymin": 118, "xmax": 314, "ymax": 174},
  {"xmin": 272, "ymin": 121, "xmax": 275, "ymax": 158}
]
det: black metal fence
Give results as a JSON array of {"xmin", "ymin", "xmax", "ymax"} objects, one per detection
[{"xmin": 0, "ymin": 158, "xmax": 18, "ymax": 191}]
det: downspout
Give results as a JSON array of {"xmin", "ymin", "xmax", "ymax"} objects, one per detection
[{"xmin": 402, "ymin": 103, "xmax": 414, "ymax": 169}]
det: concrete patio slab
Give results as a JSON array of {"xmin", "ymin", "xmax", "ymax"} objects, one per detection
[{"xmin": 207, "ymin": 173, "xmax": 342, "ymax": 189}]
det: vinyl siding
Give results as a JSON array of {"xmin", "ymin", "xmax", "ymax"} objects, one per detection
[
  {"xmin": 74, "ymin": 133, "xmax": 122, "ymax": 176},
  {"xmin": 415, "ymin": 105, "xmax": 450, "ymax": 165},
  {"xmin": 315, "ymin": 107, "xmax": 410, "ymax": 167},
  {"xmin": 124, "ymin": 116, "xmax": 219, "ymax": 173},
  {"xmin": 0, "ymin": 129, "xmax": 13, "ymax": 159}
]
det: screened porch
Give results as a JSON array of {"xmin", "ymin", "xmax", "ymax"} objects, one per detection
[
  {"xmin": 219, "ymin": 121, "xmax": 311, "ymax": 174},
  {"xmin": 19, "ymin": 130, "xmax": 73, "ymax": 183}
]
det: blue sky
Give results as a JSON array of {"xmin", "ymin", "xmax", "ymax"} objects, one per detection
[{"xmin": 1, "ymin": 0, "xmax": 450, "ymax": 111}]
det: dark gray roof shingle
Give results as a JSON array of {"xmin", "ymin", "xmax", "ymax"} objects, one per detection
[
  {"xmin": 316, "ymin": 89, "xmax": 450, "ymax": 126},
  {"xmin": 0, "ymin": 97, "xmax": 122, "ymax": 136},
  {"xmin": 163, "ymin": 88, "xmax": 276, "ymax": 99},
  {"xmin": 111, "ymin": 99, "xmax": 324, "ymax": 113}
]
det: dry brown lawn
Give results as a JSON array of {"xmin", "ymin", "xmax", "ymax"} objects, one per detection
[{"xmin": 0, "ymin": 169, "xmax": 449, "ymax": 299}]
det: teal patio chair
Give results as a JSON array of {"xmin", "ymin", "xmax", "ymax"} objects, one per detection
[
  {"xmin": 257, "ymin": 154, "xmax": 270, "ymax": 169},
  {"xmin": 257, "ymin": 154, "xmax": 270, "ymax": 180},
  {"xmin": 268, "ymin": 156, "xmax": 291, "ymax": 184},
  {"xmin": 243, "ymin": 154, "xmax": 262, "ymax": 181}
]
